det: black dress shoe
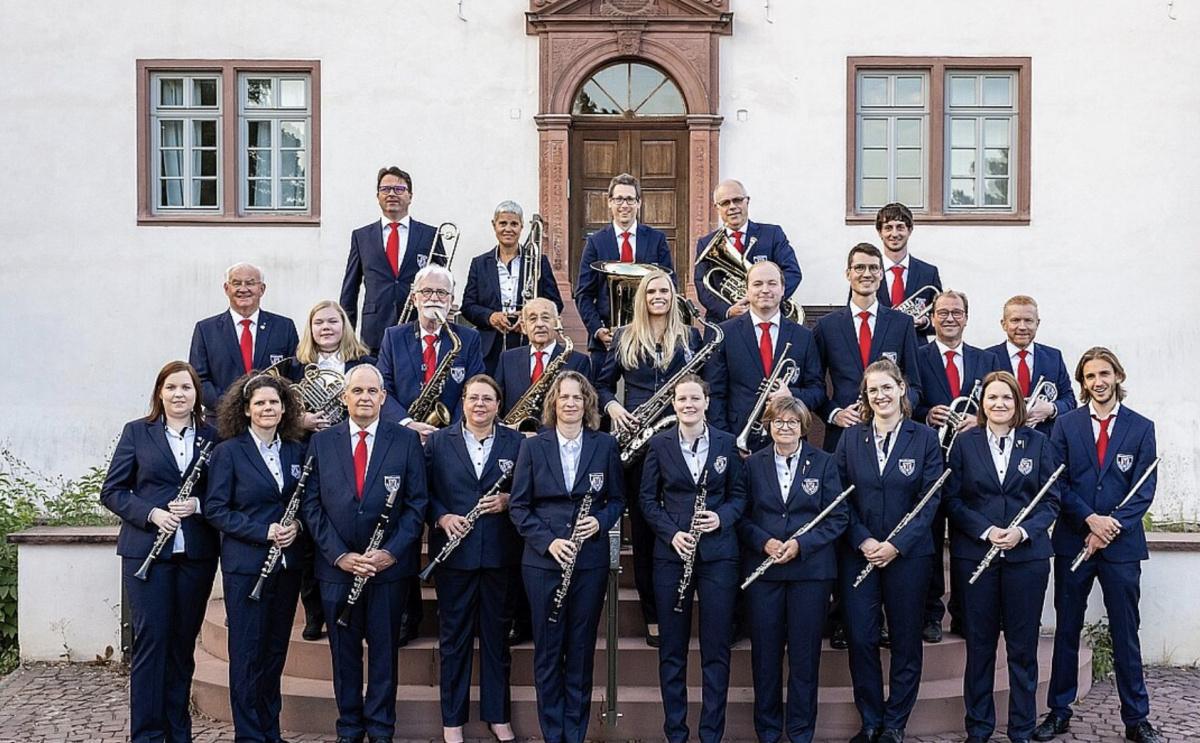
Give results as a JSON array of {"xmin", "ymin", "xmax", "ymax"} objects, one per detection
[
  {"xmin": 1125, "ymin": 721, "xmax": 1165, "ymax": 743},
  {"xmin": 877, "ymin": 728, "xmax": 904, "ymax": 743},
  {"xmin": 964, "ymin": 737, "xmax": 989, "ymax": 743},
  {"xmin": 1033, "ymin": 712, "xmax": 1070, "ymax": 741},
  {"xmin": 396, "ymin": 624, "xmax": 419, "ymax": 648},
  {"xmin": 507, "ymin": 623, "xmax": 532, "ymax": 646},
  {"xmin": 335, "ymin": 737, "xmax": 363, "ymax": 743},
  {"xmin": 830, "ymin": 623, "xmax": 848, "ymax": 650},
  {"xmin": 849, "ymin": 728, "xmax": 879, "ymax": 743},
  {"xmin": 301, "ymin": 616, "xmax": 324, "ymax": 641},
  {"xmin": 879, "ymin": 621, "xmax": 891, "ymax": 648},
  {"xmin": 368, "ymin": 737, "xmax": 393, "ymax": 743},
  {"xmin": 645, "ymin": 627, "xmax": 661, "ymax": 648},
  {"xmin": 922, "ymin": 620, "xmax": 943, "ymax": 643}
]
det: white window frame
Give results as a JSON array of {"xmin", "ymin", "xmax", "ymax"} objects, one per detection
[
  {"xmin": 855, "ymin": 71, "xmax": 930, "ymax": 211},
  {"xmin": 149, "ymin": 73, "xmax": 222, "ymax": 212},
  {"xmin": 943, "ymin": 71, "xmax": 1018, "ymax": 213},
  {"xmin": 237, "ymin": 74, "xmax": 311, "ymax": 213}
]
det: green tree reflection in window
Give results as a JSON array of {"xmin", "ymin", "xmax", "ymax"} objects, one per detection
[{"xmin": 573, "ymin": 62, "xmax": 686, "ymax": 117}]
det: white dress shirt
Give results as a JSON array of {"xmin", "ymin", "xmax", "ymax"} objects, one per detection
[
  {"xmin": 349, "ymin": 419, "xmax": 379, "ymax": 462},
  {"xmin": 774, "ymin": 446, "xmax": 800, "ymax": 502},
  {"xmin": 163, "ymin": 422, "xmax": 196, "ymax": 553},
  {"xmin": 613, "ymin": 220, "xmax": 638, "ymax": 258},
  {"xmin": 749, "ymin": 309, "xmax": 782, "ymax": 356},
  {"xmin": 935, "ymin": 340, "xmax": 966, "ymax": 386},
  {"xmin": 872, "ymin": 421, "xmax": 900, "ymax": 474},
  {"xmin": 495, "ymin": 249, "xmax": 520, "ymax": 311},
  {"xmin": 678, "ymin": 425, "xmax": 710, "ymax": 483},
  {"xmin": 379, "ymin": 215, "xmax": 411, "ymax": 259},
  {"xmin": 725, "ymin": 220, "xmax": 752, "ymax": 248},
  {"xmin": 851, "ymin": 300, "xmax": 879, "ymax": 337},
  {"xmin": 463, "ymin": 425, "xmax": 495, "ymax": 479},
  {"xmin": 229, "ymin": 308, "xmax": 261, "ymax": 348},
  {"xmin": 1090, "ymin": 401, "xmax": 1121, "ymax": 440},
  {"xmin": 557, "ymin": 430, "xmax": 583, "ymax": 489},
  {"xmin": 1004, "ymin": 340, "xmax": 1036, "ymax": 378},
  {"xmin": 982, "ymin": 427, "xmax": 1027, "ymax": 544},
  {"xmin": 253, "ymin": 433, "xmax": 284, "ymax": 491},
  {"xmin": 530, "ymin": 340, "xmax": 557, "ymax": 376},
  {"xmin": 884, "ymin": 253, "xmax": 910, "ymax": 298}
]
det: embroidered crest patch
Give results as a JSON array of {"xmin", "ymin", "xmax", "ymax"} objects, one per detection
[
  {"xmin": 714, "ymin": 455, "xmax": 727, "ymax": 474},
  {"xmin": 270, "ymin": 354, "xmax": 284, "ymax": 365},
  {"xmin": 416, "ymin": 254, "xmax": 429, "ymax": 268},
  {"xmin": 882, "ymin": 351, "xmax": 898, "ymax": 363},
  {"xmin": 1116, "ymin": 454, "xmax": 1133, "ymax": 473},
  {"xmin": 899, "ymin": 458, "xmax": 915, "ymax": 477},
  {"xmin": 801, "ymin": 477, "xmax": 820, "ymax": 496},
  {"xmin": 450, "ymin": 367, "xmax": 465, "ymax": 383},
  {"xmin": 752, "ymin": 255, "xmax": 767, "ymax": 263},
  {"xmin": 383, "ymin": 475, "xmax": 403, "ymax": 493},
  {"xmin": 589, "ymin": 472, "xmax": 605, "ymax": 492},
  {"xmin": 1018, "ymin": 457, "xmax": 1033, "ymax": 476},
  {"xmin": 290, "ymin": 464, "xmax": 302, "ymax": 479},
  {"xmin": 499, "ymin": 458, "xmax": 514, "ymax": 475}
]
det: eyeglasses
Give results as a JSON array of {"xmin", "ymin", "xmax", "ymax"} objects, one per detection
[
  {"xmin": 378, "ymin": 185, "xmax": 410, "ymax": 195},
  {"xmin": 771, "ymin": 419, "xmax": 803, "ymax": 430},
  {"xmin": 609, "ymin": 196, "xmax": 639, "ymax": 205},
  {"xmin": 933, "ymin": 309, "xmax": 966, "ymax": 319},
  {"xmin": 716, "ymin": 196, "xmax": 748, "ymax": 208},
  {"xmin": 228, "ymin": 279, "xmax": 262, "ymax": 288},
  {"xmin": 415, "ymin": 288, "xmax": 451, "ymax": 299},
  {"xmin": 849, "ymin": 264, "xmax": 883, "ymax": 275}
]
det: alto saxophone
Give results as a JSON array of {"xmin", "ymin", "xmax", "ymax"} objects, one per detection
[
  {"xmin": 674, "ymin": 470, "xmax": 709, "ymax": 613},
  {"xmin": 548, "ymin": 488, "xmax": 595, "ymax": 624},
  {"xmin": 407, "ymin": 313, "xmax": 462, "ymax": 428},
  {"xmin": 503, "ymin": 323, "xmax": 572, "ymax": 433},
  {"xmin": 735, "ymin": 342, "xmax": 800, "ymax": 455}
]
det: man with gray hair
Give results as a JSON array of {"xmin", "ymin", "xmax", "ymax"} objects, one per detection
[
  {"xmin": 188, "ymin": 262, "xmax": 299, "ymax": 411},
  {"xmin": 462, "ymin": 200, "xmax": 564, "ymax": 374}
]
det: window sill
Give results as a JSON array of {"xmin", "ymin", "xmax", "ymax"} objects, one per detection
[
  {"xmin": 138, "ymin": 214, "xmax": 319, "ymax": 226},
  {"xmin": 845, "ymin": 212, "xmax": 1030, "ymax": 226}
]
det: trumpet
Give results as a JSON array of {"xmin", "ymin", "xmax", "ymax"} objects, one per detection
[
  {"xmin": 893, "ymin": 284, "xmax": 939, "ymax": 323},
  {"xmin": 968, "ymin": 464, "xmax": 1065, "ymax": 585},
  {"xmin": 696, "ymin": 229, "xmax": 802, "ymax": 322},
  {"xmin": 398, "ymin": 222, "xmax": 460, "ymax": 324},
  {"xmin": 735, "ymin": 343, "xmax": 799, "ymax": 455},
  {"xmin": 939, "ymin": 380, "xmax": 982, "ymax": 457}
]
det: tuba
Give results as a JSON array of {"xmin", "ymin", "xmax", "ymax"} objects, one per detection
[
  {"xmin": 398, "ymin": 222, "xmax": 460, "ymax": 325},
  {"xmin": 735, "ymin": 342, "xmax": 800, "ymax": 454},
  {"xmin": 590, "ymin": 260, "xmax": 667, "ymax": 330},
  {"xmin": 939, "ymin": 379, "xmax": 982, "ymax": 457},
  {"xmin": 262, "ymin": 359, "xmax": 347, "ymax": 424},
  {"xmin": 503, "ymin": 322, "xmax": 572, "ymax": 433},
  {"xmin": 893, "ymin": 284, "xmax": 939, "ymax": 323},
  {"xmin": 406, "ymin": 312, "xmax": 462, "ymax": 428},
  {"xmin": 697, "ymin": 228, "xmax": 803, "ymax": 323}
]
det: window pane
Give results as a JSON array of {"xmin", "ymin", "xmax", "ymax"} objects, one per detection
[
  {"xmin": 574, "ymin": 80, "xmax": 621, "ymax": 115},
  {"xmin": 860, "ymin": 76, "xmax": 888, "ymax": 106},
  {"xmin": 193, "ymin": 79, "xmax": 218, "ymax": 107},
  {"xmin": 950, "ymin": 118, "xmax": 976, "ymax": 147},
  {"xmin": 247, "ymin": 149, "xmax": 271, "ymax": 177},
  {"xmin": 861, "ymin": 178, "xmax": 888, "ymax": 207},
  {"xmin": 281, "ymin": 179, "xmax": 306, "ymax": 207},
  {"xmin": 160, "ymin": 78, "xmax": 183, "ymax": 106},
  {"xmin": 592, "ymin": 64, "xmax": 629, "ymax": 109},
  {"xmin": 160, "ymin": 150, "xmax": 183, "ymax": 177},
  {"xmin": 895, "ymin": 76, "xmax": 923, "ymax": 106},
  {"xmin": 160, "ymin": 119, "xmax": 183, "ymax": 147},
  {"xmin": 248, "ymin": 179, "xmax": 272, "ymax": 207},
  {"xmin": 280, "ymin": 150, "xmax": 306, "ymax": 178},
  {"xmin": 861, "ymin": 149, "xmax": 888, "ymax": 178},
  {"xmin": 950, "ymin": 149, "xmax": 975, "ymax": 178},
  {"xmin": 983, "ymin": 76, "xmax": 1012, "ymax": 106},
  {"xmin": 629, "ymin": 64, "xmax": 665, "ymax": 109},
  {"xmin": 193, "ymin": 120, "xmax": 217, "ymax": 148},
  {"xmin": 280, "ymin": 121, "xmax": 306, "ymax": 148},
  {"xmin": 247, "ymin": 121, "xmax": 272, "ymax": 147},
  {"xmin": 949, "ymin": 179, "xmax": 976, "ymax": 206},
  {"xmin": 983, "ymin": 118, "xmax": 1009, "ymax": 147},
  {"xmin": 896, "ymin": 148, "xmax": 921, "ymax": 178},
  {"xmin": 861, "ymin": 119, "xmax": 887, "ymax": 147},
  {"xmin": 895, "ymin": 118, "xmax": 921, "ymax": 147},
  {"xmin": 246, "ymin": 78, "xmax": 272, "ymax": 107},
  {"xmin": 984, "ymin": 148, "xmax": 1009, "ymax": 176},
  {"xmin": 192, "ymin": 179, "xmax": 218, "ymax": 207},
  {"xmin": 193, "ymin": 149, "xmax": 217, "ymax": 177},
  {"xmin": 279, "ymin": 79, "xmax": 306, "ymax": 107},
  {"xmin": 984, "ymin": 178, "xmax": 1009, "ymax": 205},
  {"xmin": 638, "ymin": 84, "xmax": 685, "ymax": 115},
  {"xmin": 160, "ymin": 179, "xmax": 184, "ymax": 206},
  {"xmin": 949, "ymin": 76, "xmax": 977, "ymax": 107},
  {"xmin": 895, "ymin": 178, "xmax": 922, "ymax": 206}
]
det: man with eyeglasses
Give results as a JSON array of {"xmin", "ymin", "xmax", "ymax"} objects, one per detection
[
  {"xmin": 574, "ymin": 172, "xmax": 674, "ymax": 379},
  {"xmin": 693, "ymin": 179, "xmax": 803, "ymax": 320},
  {"xmin": 913, "ymin": 290, "xmax": 1005, "ymax": 643},
  {"xmin": 188, "ymin": 262, "xmax": 299, "ymax": 414},
  {"xmin": 340, "ymin": 166, "xmax": 440, "ymax": 353},
  {"xmin": 875, "ymin": 203, "xmax": 942, "ymax": 344},
  {"xmin": 986, "ymin": 295, "xmax": 1076, "ymax": 436}
]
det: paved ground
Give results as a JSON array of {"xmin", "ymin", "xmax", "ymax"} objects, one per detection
[{"xmin": 0, "ymin": 662, "xmax": 1196, "ymax": 742}]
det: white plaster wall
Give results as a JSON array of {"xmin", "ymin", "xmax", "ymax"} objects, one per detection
[
  {"xmin": 17, "ymin": 544, "xmax": 122, "ymax": 662},
  {"xmin": 1, "ymin": 1, "xmax": 1198, "ymax": 514}
]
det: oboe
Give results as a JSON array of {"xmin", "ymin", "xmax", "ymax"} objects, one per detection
[
  {"xmin": 1069, "ymin": 457, "xmax": 1161, "ymax": 572},
  {"xmin": 548, "ymin": 488, "xmax": 595, "ymax": 624},
  {"xmin": 741, "ymin": 485, "xmax": 855, "ymax": 590},
  {"xmin": 673, "ymin": 470, "xmax": 709, "ymax": 613},
  {"xmin": 133, "ymin": 439, "xmax": 214, "ymax": 581},
  {"xmin": 336, "ymin": 475, "xmax": 404, "ymax": 627},
  {"xmin": 969, "ymin": 463, "xmax": 1065, "ymax": 585},
  {"xmin": 852, "ymin": 469, "xmax": 952, "ymax": 588},
  {"xmin": 249, "ymin": 456, "xmax": 314, "ymax": 601},
  {"xmin": 419, "ymin": 469, "xmax": 514, "ymax": 582}
]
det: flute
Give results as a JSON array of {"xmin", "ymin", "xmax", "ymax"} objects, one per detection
[
  {"xmin": 133, "ymin": 439, "xmax": 214, "ymax": 581},
  {"xmin": 968, "ymin": 464, "xmax": 1065, "ymax": 585},
  {"xmin": 673, "ymin": 470, "xmax": 709, "ymax": 613},
  {"xmin": 249, "ymin": 456, "xmax": 314, "ymax": 601},
  {"xmin": 741, "ymin": 485, "xmax": 855, "ymax": 590},
  {"xmin": 1069, "ymin": 457, "xmax": 1161, "ymax": 572},
  {"xmin": 336, "ymin": 476, "xmax": 404, "ymax": 627},
  {"xmin": 852, "ymin": 469, "xmax": 952, "ymax": 588},
  {"xmin": 419, "ymin": 469, "xmax": 514, "ymax": 582}
]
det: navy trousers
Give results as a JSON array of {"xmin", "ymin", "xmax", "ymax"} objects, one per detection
[
  {"xmin": 123, "ymin": 554, "xmax": 217, "ymax": 743},
  {"xmin": 925, "ymin": 507, "xmax": 963, "ymax": 628},
  {"xmin": 523, "ymin": 563, "xmax": 608, "ymax": 743},
  {"xmin": 435, "ymin": 566, "xmax": 514, "ymax": 725},
  {"xmin": 653, "ymin": 557, "xmax": 737, "ymax": 743},
  {"xmin": 223, "ymin": 569, "xmax": 301, "ymax": 743},
  {"xmin": 746, "ymin": 578, "xmax": 833, "ymax": 743},
  {"xmin": 622, "ymin": 459, "xmax": 658, "ymax": 628},
  {"xmin": 320, "ymin": 578, "xmax": 408, "ymax": 740},
  {"xmin": 840, "ymin": 553, "xmax": 933, "ymax": 732},
  {"xmin": 954, "ymin": 557, "xmax": 1050, "ymax": 741},
  {"xmin": 1047, "ymin": 557, "xmax": 1149, "ymax": 725}
]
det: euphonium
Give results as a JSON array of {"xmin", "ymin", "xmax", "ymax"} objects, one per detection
[
  {"xmin": 407, "ymin": 312, "xmax": 461, "ymax": 428},
  {"xmin": 503, "ymin": 322, "xmax": 572, "ymax": 433},
  {"xmin": 697, "ymin": 228, "xmax": 803, "ymax": 323},
  {"xmin": 735, "ymin": 343, "xmax": 800, "ymax": 454},
  {"xmin": 892, "ymin": 284, "xmax": 939, "ymax": 323},
  {"xmin": 398, "ymin": 222, "xmax": 460, "ymax": 324},
  {"xmin": 939, "ymin": 379, "xmax": 982, "ymax": 457}
]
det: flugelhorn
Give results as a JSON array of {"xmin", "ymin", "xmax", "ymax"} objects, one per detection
[
  {"xmin": 736, "ymin": 342, "xmax": 799, "ymax": 455},
  {"xmin": 893, "ymin": 285, "xmax": 939, "ymax": 323},
  {"xmin": 939, "ymin": 380, "xmax": 982, "ymax": 458}
]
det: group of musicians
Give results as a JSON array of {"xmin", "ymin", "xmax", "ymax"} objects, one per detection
[{"xmin": 98, "ymin": 167, "xmax": 1163, "ymax": 743}]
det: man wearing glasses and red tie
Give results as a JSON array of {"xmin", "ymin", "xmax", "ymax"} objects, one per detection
[{"xmin": 694, "ymin": 179, "xmax": 803, "ymax": 321}]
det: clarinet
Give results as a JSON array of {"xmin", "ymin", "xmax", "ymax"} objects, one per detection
[
  {"xmin": 249, "ymin": 456, "xmax": 314, "ymax": 601},
  {"xmin": 852, "ymin": 469, "xmax": 952, "ymax": 588},
  {"xmin": 548, "ymin": 488, "xmax": 595, "ymax": 624},
  {"xmin": 741, "ymin": 485, "xmax": 855, "ymax": 590},
  {"xmin": 1070, "ymin": 457, "xmax": 1161, "ymax": 572},
  {"xmin": 133, "ymin": 439, "xmax": 215, "ymax": 581},
  {"xmin": 673, "ymin": 470, "xmax": 709, "ymax": 613},
  {"xmin": 968, "ymin": 464, "xmax": 1065, "ymax": 585},
  {"xmin": 419, "ymin": 469, "xmax": 514, "ymax": 582},
  {"xmin": 336, "ymin": 476, "xmax": 405, "ymax": 627}
]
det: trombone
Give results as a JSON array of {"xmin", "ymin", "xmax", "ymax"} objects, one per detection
[{"xmin": 398, "ymin": 222, "xmax": 460, "ymax": 324}]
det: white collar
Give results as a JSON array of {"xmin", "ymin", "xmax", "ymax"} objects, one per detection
[
  {"xmin": 850, "ymin": 299, "xmax": 879, "ymax": 316},
  {"xmin": 462, "ymin": 423, "xmax": 495, "ymax": 445},
  {"xmin": 884, "ymin": 252, "xmax": 910, "ymax": 271},
  {"xmin": 1089, "ymin": 401, "xmax": 1121, "ymax": 421},
  {"xmin": 350, "ymin": 419, "xmax": 380, "ymax": 438},
  {"xmin": 556, "ymin": 429, "xmax": 583, "ymax": 449},
  {"xmin": 613, "ymin": 220, "xmax": 638, "ymax": 237},
  {"xmin": 749, "ymin": 309, "xmax": 782, "ymax": 326},
  {"xmin": 229, "ymin": 308, "xmax": 261, "ymax": 327},
  {"xmin": 318, "ymin": 350, "xmax": 343, "ymax": 363},
  {"xmin": 380, "ymin": 214, "xmax": 411, "ymax": 230},
  {"xmin": 679, "ymin": 424, "xmax": 709, "ymax": 448},
  {"xmin": 935, "ymin": 339, "xmax": 964, "ymax": 358},
  {"xmin": 724, "ymin": 220, "xmax": 751, "ymax": 236},
  {"xmin": 530, "ymin": 340, "xmax": 557, "ymax": 357},
  {"xmin": 1006, "ymin": 340, "xmax": 1036, "ymax": 358}
]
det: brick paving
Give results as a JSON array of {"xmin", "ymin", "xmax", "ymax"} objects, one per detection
[{"xmin": 0, "ymin": 662, "xmax": 1196, "ymax": 742}]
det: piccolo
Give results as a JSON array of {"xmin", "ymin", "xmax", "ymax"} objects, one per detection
[
  {"xmin": 337, "ymin": 476, "xmax": 404, "ymax": 627},
  {"xmin": 133, "ymin": 439, "xmax": 214, "ymax": 581},
  {"xmin": 968, "ymin": 463, "xmax": 1065, "ymax": 585},
  {"xmin": 548, "ymin": 488, "xmax": 596, "ymax": 624},
  {"xmin": 673, "ymin": 470, "xmax": 709, "ymax": 613},
  {"xmin": 249, "ymin": 456, "xmax": 314, "ymax": 601},
  {"xmin": 1069, "ymin": 457, "xmax": 1161, "ymax": 572},
  {"xmin": 741, "ymin": 485, "xmax": 854, "ymax": 590},
  {"xmin": 853, "ymin": 469, "xmax": 952, "ymax": 588},
  {"xmin": 419, "ymin": 469, "xmax": 514, "ymax": 582}
]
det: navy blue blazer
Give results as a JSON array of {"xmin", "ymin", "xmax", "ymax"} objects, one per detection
[
  {"xmin": 914, "ymin": 342, "xmax": 1006, "ymax": 423},
  {"xmin": 508, "ymin": 429, "xmax": 625, "ymax": 571},
  {"xmin": 985, "ymin": 341, "xmax": 1077, "ymax": 435},
  {"xmin": 460, "ymin": 248, "xmax": 565, "ymax": 363},
  {"xmin": 339, "ymin": 218, "xmax": 438, "ymax": 351},
  {"xmin": 100, "ymin": 418, "xmax": 221, "ymax": 560},
  {"xmin": 1050, "ymin": 405, "xmax": 1157, "ymax": 562},
  {"xmin": 376, "ymin": 321, "xmax": 486, "ymax": 423},
  {"xmin": 573, "ymin": 223, "xmax": 674, "ymax": 352},
  {"xmin": 639, "ymin": 426, "xmax": 747, "ymax": 563},
  {"xmin": 494, "ymin": 343, "xmax": 592, "ymax": 419},
  {"xmin": 301, "ymin": 420, "xmax": 429, "ymax": 583},
  {"xmin": 597, "ymin": 327, "xmax": 711, "ymax": 414},
  {"xmin": 944, "ymin": 426, "xmax": 1061, "ymax": 563},
  {"xmin": 188, "ymin": 310, "xmax": 299, "ymax": 411},
  {"xmin": 706, "ymin": 314, "xmax": 826, "ymax": 441},
  {"xmin": 424, "ymin": 424, "xmax": 524, "ymax": 570},
  {"xmin": 814, "ymin": 305, "xmax": 922, "ymax": 449},
  {"xmin": 737, "ymin": 442, "xmax": 848, "ymax": 581},
  {"xmin": 835, "ymin": 420, "xmax": 944, "ymax": 558},
  {"xmin": 203, "ymin": 433, "xmax": 306, "ymax": 575},
  {"xmin": 875, "ymin": 255, "xmax": 942, "ymax": 342},
  {"xmin": 693, "ymin": 222, "xmax": 802, "ymax": 320}
]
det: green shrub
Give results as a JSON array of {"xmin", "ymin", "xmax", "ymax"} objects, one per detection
[{"xmin": 1084, "ymin": 618, "xmax": 1114, "ymax": 681}]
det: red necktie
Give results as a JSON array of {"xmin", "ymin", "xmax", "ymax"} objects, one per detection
[
  {"xmin": 733, "ymin": 231, "xmax": 745, "ymax": 253},
  {"xmin": 353, "ymin": 430, "xmax": 368, "ymax": 501},
  {"xmin": 944, "ymin": 350, "xmax": 961, "ymax": 398},
  {"xmin": 1094, "ymin": 415, "xmax": 1112, "ymax": 466},
  {"xmin": 857, "ymin": 311, "xmax": 872, "ymax": 368},
  {"xmin": 757, "ymin": 322, "xmax": 773, "ymax": 375},
  {"xmin": 386, "ymin": 222, "xmax": 400, "ymax": 276},
  {"xmin": 620, "ymin": 231, "xmax": 633, "ymax": 262},
  {"xmin": 1017, "ymin": 349, "xmax": 1032, "ymax": 397},
  {"xmin": 531, "ymin": 351, "xmax": 545, "ymax": 382},
  {"xmin": 422, "ymin": 334, "xmax": 437, "ymax": 383},
  {"xmin": 889, "ymin": 266, "xmax": 905, "ymax": 307},
  {"xmin": 238, "ymin": 319, "xmax": 254, "ymax": 373}
]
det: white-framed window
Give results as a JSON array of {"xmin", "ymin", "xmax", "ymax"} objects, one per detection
[
  {"xmin": 150, "ymin": 74, "xmax": 221, "ymax": 211},
  {"xmin": 239, "ymin": 74, "xmax": 310, "ymax": 211},
  {"xmin": 945, "ymin": 71, "xmax": 1016, "ymax": 211},
  {"xmin": 855, "ymin": 71, "xmax": 929, "ymax": 211}
]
